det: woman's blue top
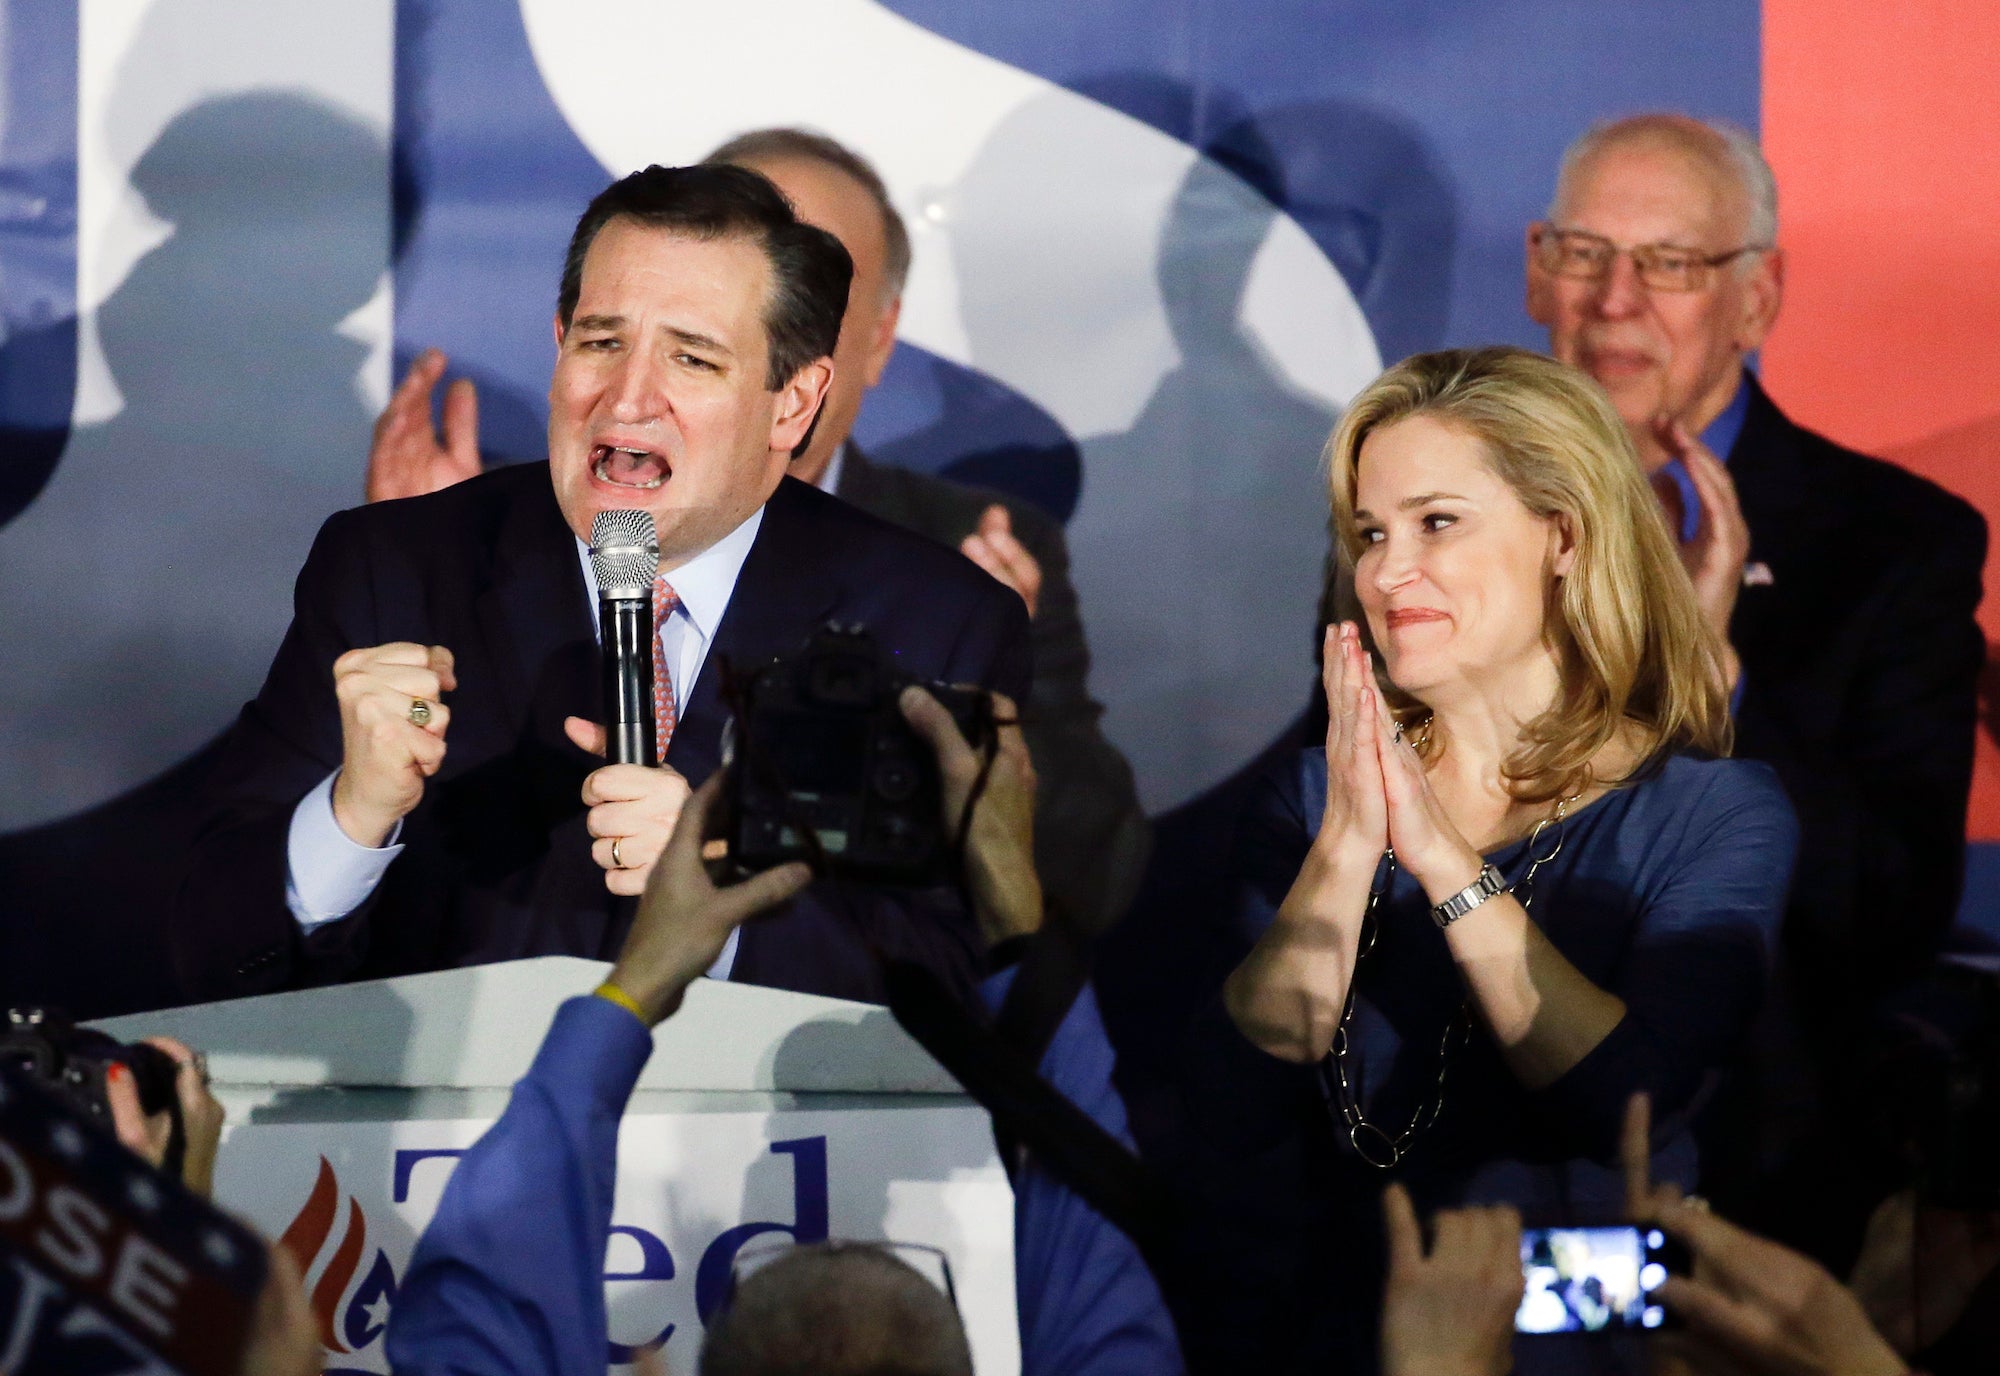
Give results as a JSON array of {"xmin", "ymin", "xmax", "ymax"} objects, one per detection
[{"xmin": 1181, "ymin": 746, "xmax": 1799, "ymax": 1371}]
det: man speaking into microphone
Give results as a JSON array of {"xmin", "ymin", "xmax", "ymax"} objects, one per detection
[{"xmin": 168, "ymin": 165, "xmax": 1028, "ymax": 1004}]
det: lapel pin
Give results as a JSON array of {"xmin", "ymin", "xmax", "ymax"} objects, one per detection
[{"xmin": 1742, "ymin": 561, "xmax": 1775, "ymax": 587}]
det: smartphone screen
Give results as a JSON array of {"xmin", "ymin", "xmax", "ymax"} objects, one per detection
[{"xmin": 1516, "ymin": 1224, "xmax": 1679, "ymax": 1334}]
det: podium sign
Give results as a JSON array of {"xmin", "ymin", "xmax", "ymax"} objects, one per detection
[{"xmin": 95, "ymin": 958, "xmax": 1021, "ymax": 1375}]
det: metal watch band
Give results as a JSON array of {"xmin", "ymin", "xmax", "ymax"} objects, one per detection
[{"xmin": 1431, "ymin": 864, "xmax": 1507, "ymax": 929}]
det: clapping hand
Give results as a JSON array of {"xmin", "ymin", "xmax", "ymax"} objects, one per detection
[
  {"xmin": 959, "ymin": 504, "xmax": 1044, "ymax": 619},
  {"xmin": 366, "ymin": 349, "xmax": 482, "ymax": 503},
  {"xmin": 1317, "ymin": 621, "xmax": 1390, "ymax": 867},
  {"xmin": 1653, "ymin": 417, "xmax": 1747, "ymax": 689}
]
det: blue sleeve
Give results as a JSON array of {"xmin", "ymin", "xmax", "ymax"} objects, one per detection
[
  {"xmin": 980, "ymin": 969, "xmax": 1185, "ymax": 1376},
  {"xmin": 1534, "ymin": 764, "xmax": 1799, "ymax": 1156},
  {"xmin": 386, "ymin": 995, "xmax": 653, "ymax": 1376}
]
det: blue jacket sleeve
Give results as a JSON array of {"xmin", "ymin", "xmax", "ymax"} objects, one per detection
[
  {"xmin": 386, "ymin": 995, "xmax": 653, "ymax": 1376},
  {"xmin": 980, "ymin": 969, "xmax": 1184, "ymax": 1376}
]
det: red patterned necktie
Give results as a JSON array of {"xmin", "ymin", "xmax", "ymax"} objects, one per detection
[{"xmin": 653, "ymin": 577, "xmax": 681, "ymax": 763}]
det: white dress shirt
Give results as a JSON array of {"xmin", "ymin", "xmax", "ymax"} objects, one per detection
[
  {"xmin": 813, "ymin": 442, "xmax": 848, "ymax": 496},
  {"xmin": 285, "ymin": 504, "xmax": 766, "ymax": 978}
]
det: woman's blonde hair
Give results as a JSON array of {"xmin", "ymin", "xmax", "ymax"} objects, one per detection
[{"xmin": 1325, "ymin": 346, "xmax": 1732, "ymax": 802}]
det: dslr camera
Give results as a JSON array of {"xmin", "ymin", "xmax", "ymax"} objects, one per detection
[
  {"xmin": 724, "ymin": 624, "xmax": 994, "ymax": 885},
  {"xmin": 0, "ymin": 1006, "xmax": 187, "ymax": 1175}
]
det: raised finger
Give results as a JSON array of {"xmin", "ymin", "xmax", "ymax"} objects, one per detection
[
  {"xmin": 665, "ymin": 772, "xmax": 725, "ymax": 862},
  {"xmin": 384, "ymin": 350, "xmax": 442, "ymax": 417},
  {"xmin": 1622, "ymin": 1093, "xmax": 1652, "ymax": 1219},
  {"xmin": 715, "ymin": 859, "xmax": 815, "ymax": 925},
  {"xmin": 959, "ymin": 535, "xmax": 1008, "ymax": 585},
  {"xmin": 443, "ymin": 377, "xmax": 480, "ymax": 464},
  {"xmin": 1432, "ymin": 1207, "xmax": 1475, "ymax": 1263},
  {"xmin": 1382, "ymin": 1182, "xmax": 1425, "ymax": 1274},
  {"xmin": 981, "ymin": 524, "xmax": 1039, "ymax": 586}
]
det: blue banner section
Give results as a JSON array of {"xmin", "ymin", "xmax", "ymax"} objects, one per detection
[
  {"xmin": 881, "ymin": 0, "xmax": 1760, "ymax": 359},
  {"xmin": 0, "ymin": 0, "xmax": 78, "ymax": 526}
]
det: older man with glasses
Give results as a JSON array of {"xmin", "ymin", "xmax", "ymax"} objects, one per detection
[{"xmin": 1527, "ymin": 112, "xmax": 1987, "ymax": 1268}]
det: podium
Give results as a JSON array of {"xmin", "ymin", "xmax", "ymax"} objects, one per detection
[{"xmin": 94, "ymin": 958, "xmax": 1019, "ymax": 1375}]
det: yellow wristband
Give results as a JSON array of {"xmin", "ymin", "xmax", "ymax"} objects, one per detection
[{"xmin": 592, "ymin": 980, "xmax": 649, "ymax": 1024}]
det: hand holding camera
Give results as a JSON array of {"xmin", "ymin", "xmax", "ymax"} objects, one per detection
[{"xmin": 897, "ymin": 683, "xmax": 1041, "ymax": 949}]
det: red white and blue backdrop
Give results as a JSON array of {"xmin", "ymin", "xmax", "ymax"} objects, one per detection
[{"xmin": 1, "ymin": 2, "xmax": 1994, "ymax": 982}]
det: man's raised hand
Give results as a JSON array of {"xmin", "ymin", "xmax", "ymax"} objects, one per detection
[
  {"xmin": 1654, "ymin": 417, "xmax": 1748, "ymax": 688},
  {"xmin": 331, "ymin": 643, "xmax": 456, "ymax": 847},
  {"xmin": 564, "ymin": 716, "xmax": 693, "ymax": 896},
  {"xmin": 899, "ymin": 685, "xmax": 1042, "ymax": 947},
  {"xmin": 1380, "ymin": 1182, "xmax": 1523, "ymax": 1376},
  {"xmin": 959, "ymin": 503, "xmax": 1044, "ymax": 619},
  {"xmin": 366, "ymin": 348, "xmax": 482, "ymax": 503},
  {"xmin": 607, "ymin": 775, "xmax": 812, "ymax": 1024}
]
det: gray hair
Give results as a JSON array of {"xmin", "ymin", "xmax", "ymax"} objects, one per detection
[
  {"xmin": 698, "ymin": 1243, "xmax": 973, "ymax": 1376},
  {"xmin": 1551, "ymin": 113, "xmax": 1778, "ymax": 251},
  {"xmin": 705, "ymin": 127, "xmax": 913, "ymax": 302}
]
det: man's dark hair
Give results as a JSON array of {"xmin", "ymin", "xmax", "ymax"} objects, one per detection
[
  {"xmin": 557, "ymin": 163, "xmax": 853, "ymax": 390},
  {"xmin": 699, "ymin": 1243, "xmax": 972, "ymax": 1376},
  {"xmin": 703, "ymin": 127, "xmax": 913, "ymax": 300}
]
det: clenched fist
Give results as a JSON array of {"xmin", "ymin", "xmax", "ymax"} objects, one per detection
[{"xmin": 330, "ymin": 642, "xmax": 457, "ymax": 847}]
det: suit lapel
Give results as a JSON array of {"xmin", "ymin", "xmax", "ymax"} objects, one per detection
[
  {"xmin": 667, "ymin": 478, "xmax": 842, "ymax": 784},
  {"xmin": 1725, "ymin": 376, "xmax": 1825, "ymax": 653},
  {"xmin": 472, "ymin": 468, "xmax": 598, "ymax": 799}
]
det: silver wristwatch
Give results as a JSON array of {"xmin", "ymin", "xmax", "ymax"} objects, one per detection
[{"xmin": 1431, "ymin": 864, "xmax": 1507, "ymax": 929}]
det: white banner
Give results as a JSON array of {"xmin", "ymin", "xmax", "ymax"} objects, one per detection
[{"xmin": 215, "ymin": 1106, "xmax": 1018, "ymax": 1375}]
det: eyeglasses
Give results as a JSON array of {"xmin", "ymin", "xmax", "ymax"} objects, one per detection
[{"xmin": 1531, "ymin": 224, "xmax": 1767, "ymax": 293}]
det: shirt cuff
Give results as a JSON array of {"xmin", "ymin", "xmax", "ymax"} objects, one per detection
[{"xmin": 286, "ymin": 771, "xmax": 403, "ymax": 931}]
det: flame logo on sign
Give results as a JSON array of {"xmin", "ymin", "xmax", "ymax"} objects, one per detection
[{"xmin": 276, "ymin": 1156, "xmax": 371, "ymax": 1354}]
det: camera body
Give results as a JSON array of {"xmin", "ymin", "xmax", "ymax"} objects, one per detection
[
  {"xmin": 0, "ymin": 1007, "xmax": 186, "ymax": 1175},
  {"xmin": 725, "ymin": 624, "xmax": 994, "ymax": 885}
]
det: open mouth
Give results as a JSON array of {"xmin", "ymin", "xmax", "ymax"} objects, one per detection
[{"xmin": 591, "ymin": 444, "xmax": 670, "ymax": 490}]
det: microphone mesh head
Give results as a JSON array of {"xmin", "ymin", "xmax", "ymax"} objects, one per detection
[{"xmin": 590, "ymin": 508, "xmax": 660, "ymax": 597}]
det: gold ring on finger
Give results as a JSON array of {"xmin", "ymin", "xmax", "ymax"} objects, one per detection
[
  {"xmin": 408, "ymin": 697, "xmax": 433, "ymax": 727},
  {"xmin": 611, "ymin": 837, "xmax": 624, "ymax": 869}
]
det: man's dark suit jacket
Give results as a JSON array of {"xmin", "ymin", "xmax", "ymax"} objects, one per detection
[
  {"xmin": 168, "ymin": 464, "xmax": 1030, "ymax": 1006},
  {"xmin": 836, "ymin": 446, "xmax": 1150, "ymax": 934},
  {"xmin": 1725, "ymin": 375, "xmax": 1987, "ymax": 1006}
]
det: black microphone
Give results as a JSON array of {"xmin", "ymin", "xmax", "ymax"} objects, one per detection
[{"xmin": 589, "ymin": 508, "xmax": 660, "ymax": 766}]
